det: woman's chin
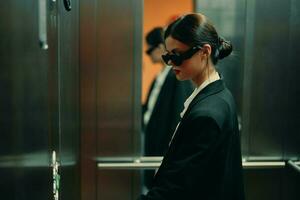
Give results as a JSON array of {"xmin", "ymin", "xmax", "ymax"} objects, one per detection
[{"xmin": 175, "ymin": 74, "xmax": 186, "ymax": 81}]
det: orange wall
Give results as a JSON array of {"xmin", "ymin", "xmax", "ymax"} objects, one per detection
[{"xmin": 142, "ymin": 0, "xmax": 193, "ymax": 103}]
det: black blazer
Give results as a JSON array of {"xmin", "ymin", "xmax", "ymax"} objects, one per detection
[
  {"xmin": 138, "ymin": 80, "xmax": 245, "ymax": 200},
  {"xmin": 143, "ymin": 69, "xmax": 193, "ymax": 156}
]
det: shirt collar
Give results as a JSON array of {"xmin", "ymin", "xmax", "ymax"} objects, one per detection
[{"xmin": 180, "ymin": 71, "xmax": 220, "ymax": 118}]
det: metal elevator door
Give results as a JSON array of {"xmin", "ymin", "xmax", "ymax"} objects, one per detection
[{"xmin": 0, "ymin": 0, "xmax": 80, "ymax": 199}]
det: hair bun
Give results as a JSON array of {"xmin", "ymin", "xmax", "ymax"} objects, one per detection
[{"xmin": 218, "ymin": 36, "xmax": 233, "ymax": 60}]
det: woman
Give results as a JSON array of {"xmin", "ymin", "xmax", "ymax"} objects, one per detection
[{"xmin": 137, "ymin": 13, "xmax": 245, "ymax": 200}]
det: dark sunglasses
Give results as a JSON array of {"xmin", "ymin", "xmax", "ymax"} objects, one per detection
[{"xmin": 162, "ymin": 46, "xmax": 202, "ymax": 66}]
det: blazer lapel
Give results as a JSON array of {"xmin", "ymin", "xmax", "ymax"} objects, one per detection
[
  {"xmin": 166, "ymin": 80, "xmax": 225, "ymax": 152},
  {"xmin": 183, "ymin": 80, "xmax": 225, "ymax": 120}
]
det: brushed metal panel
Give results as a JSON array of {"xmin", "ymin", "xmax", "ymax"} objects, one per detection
[
  {"xmin": 98, "ymin": 171, "xmax": 141, "ymax": 200},
  {"xmin": 79, "ymin": 0, "xmax": 98, "ymax": 199},
  {"xmin": 195, "ymin": 0, "xmax": 248, "ymax": 155},
  {"xmin": 195, "ymin": 0, "xmax": 246, "ymax": 115},
  {"xmin": 283, "ymin": 166, "xmax": 300, "ymax": 200},
  {"xmin": 0, "ymin": 0, "xmax": 52, "ymax": 199},
  {"xmin": 196, "ymin": 0, "xmax": 298, "ymax": 159},
  {"xmin": 0, "ymin": 1, "xmax": 14, "ymax": 157},
  {"xmin": 194, "ymin": 2, "xmax": 300, "ymax": 200},
  {"xmin": 93, "ymin": 0, "xmax": 143, "ymax": 200},
  {"xmin": 247, "ymin": 0, "xmax": 290, "ymax": 158},
  {"xmin": 245, "ymin": 167, "xmax": 300, "ymax": 200},
  {"xmin": 240, "ymin": 0, "xmax": 256, "ymax": 159},
  {"xmin": 284, "ymin": 0, "xmax": 300, "ymax": 160},
  {"xmin": 58, "ymin": 0, "xmax": 80, "ymax": 199},
  {"xmin": 244, "ymin": 169, "xmax": 282, "ymax": 200},
  {"xmin": 96, "ymin": 0, "xmax": 134, "ymax": 156},
  {"xmin": 132, "ymin": 0, "xmax": 143, "ymax": 157},
  {"xmin": 96, "ymin": 0, "xmax": 142, "ymax": 157}
]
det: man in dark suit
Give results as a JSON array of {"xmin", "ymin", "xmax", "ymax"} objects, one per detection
[{"xmin": 142, "ymin": 27, "xmax": 193, "ymax": 189}]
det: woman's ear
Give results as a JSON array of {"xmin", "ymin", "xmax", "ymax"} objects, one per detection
[{"xmin": 201, "ymin": 44, "xmax": 212, "ymax": 57}]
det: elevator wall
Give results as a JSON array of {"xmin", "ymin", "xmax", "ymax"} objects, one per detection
[
  {"xmin": 0, "ymin": 0, "xmax": 80, "ymax": 199},
  {"xmin": 195, "ymin": 0, "xmax": 300, "ymax": 200},
  {"xmin": 80, "ymin": 0, "xmax": 143, "ymax": 199}
]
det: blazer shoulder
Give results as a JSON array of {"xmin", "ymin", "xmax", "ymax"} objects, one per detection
[{"xmin": 187, "ymin": 94, "xmax": 231, "ymax": 129}]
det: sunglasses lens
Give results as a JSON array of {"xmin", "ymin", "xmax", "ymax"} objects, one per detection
[
  {"xmin": 162, "ymin": 54, "xmax": 170, "ymax": 65},
  {"xmin": 172, "ymin": 57, "xmax": 182, "ymax": 66},
  {"xmin": 162, "ymin": 54, "xmax": 183, "ymax": 66}
]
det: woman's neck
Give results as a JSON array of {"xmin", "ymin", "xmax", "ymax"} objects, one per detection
[{"xmin": 193, "ymin": 65, "xmax": 217, "ymax": 87}]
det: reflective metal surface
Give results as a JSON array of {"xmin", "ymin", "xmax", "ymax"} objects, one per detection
[
  {"xmin": 95, "ymin": 0, "xmax": 142, "ymax": 199},
  {"xmin": 79, "ymin": 0, "xmax": 98, "ymax": 199},
  {"xmin": 246, "ymin": 0, "xmax": 290, "ymax": 158},
  {"xmin": 58, "ymin": 0, "xmax": 80, "ymax": 199},
  {"xmin": 96, "ymin": 0, "xmax": 142, "ymax": 157},
  {"xmin": 0, "ymin": 0, "xmax": 52, "ymax": 199},
  {"xmin": 96, "ymin": 157, "xmax": 288, "ymax": 170},
  {"xmin": 195, "ymin": 0, "xmax": 300, "ymax": 200},
  {"xmin": 0, "ymin": 0, "xmax": 80, "ymax": 199},
  {"xmin": 80, "ymin": 0, "xmax": 143, "ymax": 199},
  {"xmin": 195, "ymin": 0, "xmax": 246, "ymax": 114},
  {"xmin": 195, "ymin": 0, "xmax": 248, "ymax": 154},
  {"xmin": 287, "ymin": 160, "xmax": 300, "ymax": 174},
  {"xmin": 38, "ymin": 0, "xmax": 48, "ymax": 49},
  {"xmin": 1, "ymin": 0, "xmax": 299, "ymax": 200},
  {"xmin": 195, "ymin": 0, "xmax": 300, "ymax": 159},
  {"xmin": 284, "ymin": 0, "xmax": 300, "ymax": 160}
]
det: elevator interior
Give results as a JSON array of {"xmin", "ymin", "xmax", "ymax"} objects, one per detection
[{"xmin": 0, "ymin": 0, "xmax": 299, "ymax": 200}]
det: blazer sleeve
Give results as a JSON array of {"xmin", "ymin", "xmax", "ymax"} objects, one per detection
[{"xmin": 137, "ymin": 116, "xmax": 222, "ymax": 200}]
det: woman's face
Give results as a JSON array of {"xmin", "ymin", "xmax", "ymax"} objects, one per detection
[
  {"xmin": 164, "ymin": 36, "xmax": 210, "ymax": 85},
  {"xmin": 148, "ymin": 44, "xmax": 165, "ymax": 64}
]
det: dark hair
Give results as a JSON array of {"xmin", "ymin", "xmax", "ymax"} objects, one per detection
[
  {"xmin": 145, "ymin": 27, "xmax": 164, "ymax": 55},
  {"xmin": 146, "ymin": 27, "xmax": 164, "ymax": 47},
  {"xmin": 164, "ymin": 13, "xmax": 232, "ymax": 65}
]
